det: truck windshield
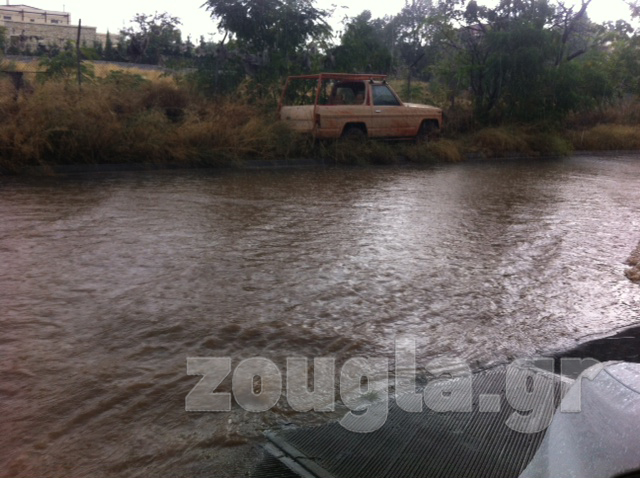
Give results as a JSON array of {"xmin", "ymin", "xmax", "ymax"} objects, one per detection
[{"xmin": 372, "ymin": 85, "xmax": 401, "ymax": 106}]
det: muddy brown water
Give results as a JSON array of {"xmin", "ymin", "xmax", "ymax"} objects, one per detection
[{"xmin": 1, "ymin": 155, "xmax": 639, "ymax": 477}]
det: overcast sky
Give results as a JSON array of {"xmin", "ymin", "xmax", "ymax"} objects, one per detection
[{"xmin": 18, "ymin": 0, "xmax": 637, "ymax": 40}]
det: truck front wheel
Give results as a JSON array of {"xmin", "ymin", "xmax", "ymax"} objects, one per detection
[{"xmin": 417, "ymin": 121, "xmax": 438, "ymax": 143}]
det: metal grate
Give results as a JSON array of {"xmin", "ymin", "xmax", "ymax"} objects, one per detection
[{"xmin": 259, "ymin": 365, "xmax": 567, "ymax": 478}]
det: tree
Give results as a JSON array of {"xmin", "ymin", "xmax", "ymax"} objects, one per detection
[
  {"xmin": 119, "ymin": 12, "xmax": 183, "ymax": 64},
  {"xmin": 188, "ymin": 37, "xmax": 246, "ymax": 97},
  {"xmin": 429, "ymin": 0, "xmax": 612, "ymax": 123},
  {"xmin": 390, "ymin": 0, "xmax": 439, "ymax": 99},
  {"xmin": 38, "ymin": 50, "xmax": 95, "ymax": 83},
  {"xmin": 329, "ymin": 11, "xmax": 393, "ymax": 73},
  {"xmin": 184, "ymin": 35, "xmax": 195, "ymax": 58},
  {"xmin": 104, "ymin": 31, "xmax": 116, "ymax": 61},
  {"xmin": 203, "ymin": 0, "xmax": 332, "ymax": 76},
  {"xmin": 0, "ymin": 26, "xmax": 6, "ymax": 53},
  {"xmin": 604, "ymin": 20, "xmax": 640, "ymax": 96},
  {"xmin": 552, "ymin": 0, "xmax": 597, "ymax": 66}
]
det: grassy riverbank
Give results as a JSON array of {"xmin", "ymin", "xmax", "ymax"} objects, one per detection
[{"xmin": 0, "ymin": 76, "xmax": 639, "ymax": 174}]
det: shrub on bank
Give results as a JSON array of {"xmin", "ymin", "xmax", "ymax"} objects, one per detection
[
  {"xmin": 469, "ymin": 128, "xmax": 531, "ymax": 156},
  {"xmin": 564, "ymin": 99, "xmax": 640, "ymax": 129},
  {"xmin": 525, "ymin": 132, "xmax": 573, "ymax": 157},
  {"xmin": 401, "ymin": 139, "xmax": 464, "ymax": 163},
  {"xmin": 465, "ymin": 127, "xmax": 572, "ymax": 158},
  {"xmin": 566, "ymin": 125, "xmax": 640, "ymax": 151}
]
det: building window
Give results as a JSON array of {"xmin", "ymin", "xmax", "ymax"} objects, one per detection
[
  {"xmin": 30, "ymin": 19, "xmax": 35, "ymax": 22},
  {"xmin": 3, "ymin": 16, "xmax": 12, "ymax": 20},
  {"xmin": 51, "ymin": 19, "xmax": 59, "ymax": 24}
]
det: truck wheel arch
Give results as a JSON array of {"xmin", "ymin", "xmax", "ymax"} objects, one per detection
[
  {"xmin": 341, "ymin": 123, "xmax": 368, "ymax": 140},
  {"xmin": 417, "ymin": 120, "xmax": 440, "ymax": 142}
]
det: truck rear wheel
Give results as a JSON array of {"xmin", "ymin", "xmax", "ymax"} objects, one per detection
[{"xmin": 341, "ymin": 126, "xmax": 367, "ymax": 142}]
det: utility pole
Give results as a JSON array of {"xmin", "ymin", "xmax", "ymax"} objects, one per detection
[{"xmin": 76, "ymin": 19, "xmax": 82, "ymax": 88}]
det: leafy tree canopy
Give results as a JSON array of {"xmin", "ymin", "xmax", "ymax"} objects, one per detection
[
  {"xmin": 203, "ymin": 0, "xmax": 332, "ymax": 54},
  {"xmin": 330, "ymin": 11, "xmax": 393, "ymax": 73},
  {"xmin": 120, "ymin": 12, "xmax": 183, "ymax": 64}
]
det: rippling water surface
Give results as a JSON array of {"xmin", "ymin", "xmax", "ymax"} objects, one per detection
[{"xmin": 1, "ymin": 156, "xmax": 639, "ymax": 476}]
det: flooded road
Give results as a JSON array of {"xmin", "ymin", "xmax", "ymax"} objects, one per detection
[{"xmin": 1, "ymin": 155, "xmax": 639, "ymax": 477}]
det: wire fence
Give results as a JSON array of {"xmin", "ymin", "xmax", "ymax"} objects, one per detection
[{"xmin": 1, "ymin": 54, "xmax": 187, "ymax": 89}]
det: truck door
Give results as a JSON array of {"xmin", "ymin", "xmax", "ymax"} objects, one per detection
[
  {"xmin": 369, "ymin": 84, "xmax": 412, "ymax": 138},
  {"xmin": 315, "ymin": 80, "xmax": 372, "ymax": 138}
]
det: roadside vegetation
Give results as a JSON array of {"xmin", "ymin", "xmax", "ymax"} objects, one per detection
[{"xmin": 0, "ymin": 0, "xmax": 639, "ymax": 173}]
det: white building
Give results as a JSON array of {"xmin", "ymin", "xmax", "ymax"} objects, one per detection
[
  {"xmin": 0, "ymin": 3, "xmax": 112, "ymax": 51},
  {"xmin": 0, "ymin": 3, "xmax": 71, "ymax": 25}
]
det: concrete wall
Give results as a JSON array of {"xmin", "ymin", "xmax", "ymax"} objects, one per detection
[{"xmin": 2, "ymin": 20, "xmax": 99, "ymax": 50}]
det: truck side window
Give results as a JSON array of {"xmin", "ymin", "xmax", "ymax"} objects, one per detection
[
  {"xmin": 372, "ymin": 85, "xmax": 401, "ymax": 106},
  {"xmin": 282, "ymin": 78, "xmax": 317, "ymax": 106},
  {"xmin": 326, "ymin": 82, "xmax": 366, "ymax": 105}
]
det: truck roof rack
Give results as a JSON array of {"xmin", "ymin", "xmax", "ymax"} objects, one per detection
[{"xmin": 285, "ymin": 73, "xmax": 387, "ymax": 82}]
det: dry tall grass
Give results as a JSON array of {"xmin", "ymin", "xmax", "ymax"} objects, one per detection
[
  {"xmin": 0, "ymin": 76, "xmax": 296, "ymax": 173},
  {"xmin": 92, "ymin": 64, "xmax": 170, "ymax": 82},
  {"xmin": 564, "ymin": 99, "xmax": 640, "ymax": 128},
  {"xmin": 465, "ymin": 127, "xmax": 572, "ymax": 158},
  {"xmin": 562, "ymin": 98, "xmax": 640, "ymax": 151},
  {"xmin": 566, "ymin": 125, "xmax": 640, "ymax": 151}
]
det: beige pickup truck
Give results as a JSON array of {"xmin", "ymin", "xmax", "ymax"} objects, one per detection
[{"xmin": 278, "ymin": 73, "xmax": 443, "ymax": 141}]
